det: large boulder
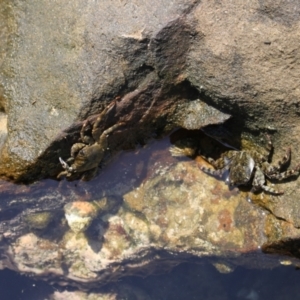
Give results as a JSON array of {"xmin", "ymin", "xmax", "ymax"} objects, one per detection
[
  {"xmin": 0, "ymin": 0, "xmax": 203, "ymax": 181},
  {"xmin": 0, "ymin": 0, "xmax": 299, "ymax": 187},
  {"xmin": 1, "ymin": 0, "xmax": 300, "ymax": 292}
]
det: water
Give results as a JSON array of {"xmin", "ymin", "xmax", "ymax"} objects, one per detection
[
  {"xmin": 0, "ymin": 262, "xmax": 300, "ymax": 299},
  {"xmin": 123, "ymin": 262, "xmax": 300, "ymax": 300},
  {"xmin": 0, "ymin": 130, "xmax": 300, "ymax": 299},
  {"xmin": 0, "ymin": 269, "xmax": 54, "ymax": 300}
]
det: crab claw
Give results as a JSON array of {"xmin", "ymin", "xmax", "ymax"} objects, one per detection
[{"xmin": 59, "ymin": 157, "xmax": 71, "ymax": 171}]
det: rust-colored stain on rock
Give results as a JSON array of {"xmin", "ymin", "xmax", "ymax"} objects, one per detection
[
  {"xmin": 210, "ymin": 183, "xmax": 223, "ymax": 204},
  {"xmin": 66, "ymin": 201, "xmax": 97, "ymax": 216},
  {"xmin": 218, "ymin": 209, "xmax": 233, "ymax": 232},
  {"xmin": 211, "ymin": 182, "xmax": 240, "ymax": 201},
  {"xmin": 109, "ymin": 223, "xmax": 128, "ymax": 237}
]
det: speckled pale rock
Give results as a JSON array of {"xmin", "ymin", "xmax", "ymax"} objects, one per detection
[
  {"xmin": 64, "ymin": 201, "xmax": 98, "ymax": 233},
  {"xmin": 10, "ymin": 233, "xmax": 60, "ymax": 274},
  {"xmin": 123, "ymin": 159, "xmax": 263, "ymax": 252},
  {"xmin": 51, "ymin": 284, "xmax": 151, "ymax": 300}
]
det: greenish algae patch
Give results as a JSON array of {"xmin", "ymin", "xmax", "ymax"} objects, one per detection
[{"xmin": 25, "ymin": 211, "xmax": 53, "ymax": 230}]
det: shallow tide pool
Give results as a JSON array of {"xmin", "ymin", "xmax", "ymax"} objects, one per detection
[
  {"xmin": 0, "ymin": 130, "xmax": 299, "ymax": 299},
  {"xmin": 1, "ymin": 261, "xmax": 300, "ymax": 300}
]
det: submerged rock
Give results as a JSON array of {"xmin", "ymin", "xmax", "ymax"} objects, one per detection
[
  {"xmin": 0, "ymin": 133, "xmax": 299, "ymax": 289},
  {"xmin": 25, "ymin": 211, "xmax": 53, "ymax": 230},
  {"xmin": 1, "ymin": 0, "xmax": 300, "ymax": 294},
  {"xmin": 4, "ymin": 153, "xmax": 294, "ymax": 286},
  {"xmin": 64, "ymin": 201, "xmax": 99, "ymax": 234},
  {"xmin": 51, "ymin": 285, "xmax": 152, "ymax": 300},
  {"xmin": 49, "ymin": 263, "xmax": 228, "ymax": 300}
]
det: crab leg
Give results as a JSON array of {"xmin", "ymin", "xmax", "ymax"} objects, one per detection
[
  {"xmin": 91, "ymin": 102, "xmax": 116, "ymax": 140},
  {"xmin": 200, "ymin": 163, "xmax": 231, "ymax": 178},
  {"xmin": 265, "ymin": 134, "xmax": 273, "ymax": 154},
  {"xmin": 251, "ymin": 166, "xmax": 283, "ymax": 195},
  {"xmin": 264, "ymin": 148, "xmax": 291, "ymax": 175},
  {"xmin": 80, "ymin": 120, "xmax": 94, "ymax": 145},
  {"xmin": 275, "ymin": 148, "xmax": 291, "ymax": 169},
  {"xmin": 199, "ymin": 150, "xmax": 237, "ymax": 178},
  {"xmin": 268, "ymin": 163, "xmax": 300, "ymax": 180},
  {"xmin": 97, "ymin": 122, "xmax": 125, "ymax": 145},
  {"xmin": 59, "ymin": 157, "xmax": 72, "ymax": 172}
]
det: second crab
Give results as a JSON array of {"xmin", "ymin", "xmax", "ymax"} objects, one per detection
[{"xmin": 58, "ymin": 103, "xmax": 124, "ymax": 181}]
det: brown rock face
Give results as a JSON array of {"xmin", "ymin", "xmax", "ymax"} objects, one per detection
[
  {"xmin": 187, "ymin": 0, "xmax": 300, "ymax": 131},
  {"xmin": 0, "ymin": 0, "xmax": 202, "ymax": 182},
  {"xmin": 1, "ymin": 0, "xmax": 300, "ymax": 185},
  {"xmin": 1, "ymin": 0, "xmax": 300, "ymax": 293},
  {"xmin": 184, "ymin": 0, "xmax": 300, "ymax": 229}
]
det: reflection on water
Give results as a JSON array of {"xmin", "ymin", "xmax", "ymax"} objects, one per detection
[{"xmin": 1, "ymin": 261, "xmax": 300, "ymax": 299}]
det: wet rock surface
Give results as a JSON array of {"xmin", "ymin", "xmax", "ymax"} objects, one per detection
[
  {"xmin": 2, "ymin": 262, "xmax": 300, "ymax": 300},
  {"xmin": 1, "ymin": 0, "xmax": 300, "ymax": 296},
  {"xmin": 49, "ymin": 263, "xmax": 300, "ymax": 300},
  {"xmin": 0, "ymin": 133, "xmax": 299, "ymax": 289}
]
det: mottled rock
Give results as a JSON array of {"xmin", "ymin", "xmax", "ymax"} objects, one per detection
[
  {"xmin": 64, "ymin": 201, "xmax": 98, "ymax": 234},
  {"xmin": 25, "ymin": 211, "xmax": 53, "ymax": 230},
  {"xmin": 51, "ymin": 286, "xmax": 151, "ymax": 300},
  {"xmin": 2, "ymin": 0, "xmax": 300, "ymax": 293},
  {"xmin": 10, "ymin": 233, "xmax": 60, "ymax": 274},
  {"xmin": 0, "ymin": 134, "xmax": 299, "ymax": 288}
]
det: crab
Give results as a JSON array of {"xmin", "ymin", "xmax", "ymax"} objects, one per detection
[
  {"xmin": 57, "ymin": 104, "xmax": 124, "ymax": 180},
  {"xmin": 200, "ymin": 136, "xmax": 300, "ymax": 194}
]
